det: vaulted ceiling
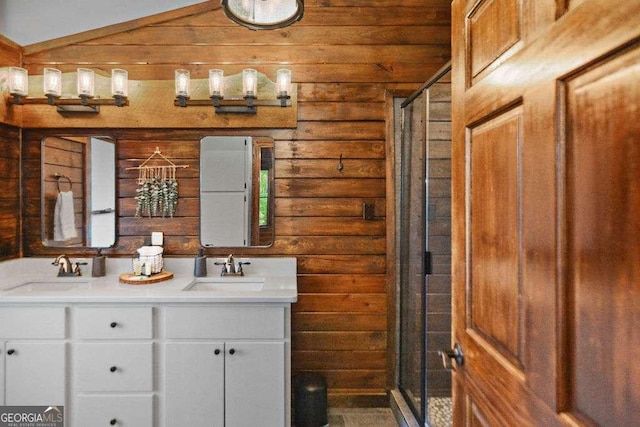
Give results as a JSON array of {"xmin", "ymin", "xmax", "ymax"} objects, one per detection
[{"xmin": 0, "ymin": 0, "xmax": 205, "ymax": 46}]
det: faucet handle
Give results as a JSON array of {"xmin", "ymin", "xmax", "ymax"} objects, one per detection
[
  {"xmin": 237, "ymin": 261, "xmax": 251, "ymax": 275},
  {"xmin": 72, "ymin": 261, "xmax": 88, "ymax": 275}
]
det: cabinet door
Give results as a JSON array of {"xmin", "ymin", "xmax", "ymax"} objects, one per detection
[
  {"xmin": 5, "ymin": 342, "xmax": 65, "ymax": 406},
  {"xmin": 165, "ymin": 342, "xmax": 224, "ymax": 427},
  {"xmin": 225, "ymin": 342, "xmax": 285, "ymax": 427}
]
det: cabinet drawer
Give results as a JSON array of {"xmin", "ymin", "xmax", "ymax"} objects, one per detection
[
  {"xmin": 75, "ymin": 394, "xmax": 153, "ymax": 427},
  {"xmin": 75, "ymin": 343, "xmax": 153, "ymax": 392},
  {"xmin": 165, "ymin": 305, "xmax": 285, "ymax": 339},
  {"xmin": 0, "ymin": 307, "xmax": 66, "ymax": 339},
  {"xmin": 74, "ymin": 306, "xmax": 152, "ymax": 339}
]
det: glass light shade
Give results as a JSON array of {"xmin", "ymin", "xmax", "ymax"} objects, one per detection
[
  {"xmin": 43, "ymin": 68, "xmax": 62, "ymax": 97},
  {"xmin": 175, "ymin": 69, "xmax": 190, "ymax": 97},
  {"xmin": 8, "ymin": 67, "xmax": 28, "ymax": 96},
  {"xmin": 276, "ymin": 69, "xmax": 292, "ymax": 96},
  {"xmin": 222, "ymin": 0, "xmax": 303, "ymax": 30},
  {"xmin": 77, "ymin": 68, "xmax": 95, "ymax": 98},
  {"xmin": 242, "ymin": 68, "xmax": 257, "ymax": 97},
  {"xmin": 209, "ymin": 69, "xmax": 224, "ymax": 97},
  {"xmin": 111, "ymin": 69, "xmax": 128, "ymax": 97}
]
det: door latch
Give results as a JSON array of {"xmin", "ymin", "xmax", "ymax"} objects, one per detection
[{"xmin": 438, "ymin": 343, "xmax": 464, "ymax": 370}]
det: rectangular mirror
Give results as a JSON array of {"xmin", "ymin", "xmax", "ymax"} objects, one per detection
[
  {"xmin": 200, "ymin": 136, "xmax": 274, "ymax": 247},
  {"xmin": 41, "ymin": 136, "xmax": 116, "ymax": 248}
]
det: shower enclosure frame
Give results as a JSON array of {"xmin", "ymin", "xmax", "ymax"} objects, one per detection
[{"xmin": 391, "ymin": 62, "xmax": 452, "ymax": 427}]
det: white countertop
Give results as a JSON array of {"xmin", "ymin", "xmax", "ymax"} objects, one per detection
[{"xmin": 0, "ymin": 256, "xmax": 298, "ymax": 303}]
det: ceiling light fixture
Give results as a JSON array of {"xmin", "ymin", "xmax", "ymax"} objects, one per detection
[
  {"xmin": 221, "ymin": 0, "xmax": 303, "ymax": 30},
  {"xmin": 6, "ymin": 67, "xmax": 129, "ymax": 113}
]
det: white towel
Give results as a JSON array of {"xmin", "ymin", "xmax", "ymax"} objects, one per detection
[{"xmin": 54, "ymin": 191, "xmax": 77, "ymax": 241}]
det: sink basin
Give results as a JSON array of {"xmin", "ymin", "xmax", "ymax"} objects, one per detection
[
  {"xmin": 183, "ymin": 277, "xmax": 265, "ymax": 292},
  {"xmin": 4, "ymin": 280, "xmax": 90, "ymax": 293}
]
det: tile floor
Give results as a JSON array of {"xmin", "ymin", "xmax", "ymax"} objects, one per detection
[
  {"xmin": 328, "ymin": 407, "xmax": 399, "ymax": 427},
  {"xmin": 327, "ymin": 397, "xmax": 453, "ymax": 427}
]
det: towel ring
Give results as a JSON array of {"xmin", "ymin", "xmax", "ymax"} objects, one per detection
[{"xmin": 54, "ymin": 173, "xmax": 72, "ymax": 192}]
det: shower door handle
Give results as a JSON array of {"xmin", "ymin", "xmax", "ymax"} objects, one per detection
[
  {"xmin": 424, "ymin": 251, "xmax": 432, "ymax": 275},
  {"xmin": 438, "ymin": 343, "xmax": 464, "ymax": 370}
]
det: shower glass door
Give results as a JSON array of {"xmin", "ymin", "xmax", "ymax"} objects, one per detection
[
  {"xmin": 398, "ymin": 93, "xmax": 427, "ymax": 423},
  {"xmin": 397, "ymin": 64, "xmax": 452, "ymax": 427}
]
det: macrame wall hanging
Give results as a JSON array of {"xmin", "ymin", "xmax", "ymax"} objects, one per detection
[{"xmin": 127, "ymin": 147, "xmax": 189, "ymax": 218}]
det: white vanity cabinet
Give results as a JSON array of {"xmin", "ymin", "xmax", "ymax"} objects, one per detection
[
  {"xmin": 0, "ymin": 307, "xmax": 66, "ymax": 406},
  {"xmin": 71, "ymin": 306, "xmax": 154, "ymax": 427},
  {"xmin": 164, "ymin": 305, "xmax": 288, "ymax": 427},
  {"xmin": 0, "ymin": 256, "xmax": 296, "ymax": 427}
]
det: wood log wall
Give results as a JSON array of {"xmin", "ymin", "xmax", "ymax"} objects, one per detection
[{"xmin": 6, "ymin": 1, "xmax": 451, "ymax": 406}]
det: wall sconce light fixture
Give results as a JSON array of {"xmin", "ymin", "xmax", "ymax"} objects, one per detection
[
  {"xmin": 222, "ymin": 0, "xmax": 303, "ymax": 31},
  {"xmin": 7, "ymin": 67, "xmax": 129, "ymax": 113},
  {"xmin": 174, "ymin": 68, "xmax": 293, "ymax": 114}
]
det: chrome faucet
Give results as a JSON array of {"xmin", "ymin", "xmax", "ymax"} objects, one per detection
[
  {"xmin": 226, "ymin": 254, "xmax": 236, "ymax": 274},
  {"xmin": 52, "ymin": 255, "xmax": 85, "ymax": 277},
  {"xmin": 214, "ymin": 254, "xmax": 250, "ymax": 277}
]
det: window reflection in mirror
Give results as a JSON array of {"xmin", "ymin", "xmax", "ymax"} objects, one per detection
[
  {"xmin": 253, "ymin": 138, "xmax": 274, "ymax": 246},
  {"xmin": 200, "ymin": 136, "xmax": 274, "ymax": 247},
  {"xmin": 41, "ymin": 136, "xmax": 116, "ymax": 248}
]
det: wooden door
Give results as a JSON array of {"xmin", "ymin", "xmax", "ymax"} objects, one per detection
[{"xmin": 451, "ymin": 0, "xmax": 640, "ymax": 425}]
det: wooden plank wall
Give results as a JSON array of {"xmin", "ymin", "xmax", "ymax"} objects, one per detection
[
  {"xmin": 0, "ymin": 37, "xmax": 22, "ymax": 260},
  {"xmin": 0, "ymin": 124, "xmax": 20, "ymax": 260},
  {"xmin": 16, "ymin": 1, "xmax": 451, "ymax": 406}
]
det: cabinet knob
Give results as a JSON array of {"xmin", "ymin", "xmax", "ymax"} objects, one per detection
[
  {"xmin": 228, "ymin": 348, "xmax": 236, "ymax": 355},
  {"xmin": 214, "ymin": 349, "xmax": 221, "ymax": 355},
  {"xmin": 110, "ymin": 322, "xmax": 118, "ymax": 328},
  {"xmin": 7, "ymin": 349, "xmax": 15, "ymax": 355},
  {"xmin": 110, "ymin": 366, "xmax": 117, "ymax": 372},
  {"xmin": 110, "ymin": 419, "xmax": 117, "ymax": 425}
]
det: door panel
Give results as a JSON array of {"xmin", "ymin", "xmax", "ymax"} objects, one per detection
[
  {"xmin": 467, "ymin": 0, "xmax": 522, "ymax": 84},
  {"xmin": 469, "ymin": 106, "xmax": 522, "ymax": 367},
  {"xmin": 563, "ymin": 44, "xmax": 640, "ymax": 425},
  {"xmin": 452, "ymin": 0, "xmax": 640, "ymax": 424}
]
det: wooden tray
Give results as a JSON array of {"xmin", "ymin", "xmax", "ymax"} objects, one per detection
[{"xmin": 119, "ymin": 270, "xmax": 174, "ymax": 285}]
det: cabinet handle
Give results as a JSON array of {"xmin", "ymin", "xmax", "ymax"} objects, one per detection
[
  {"xmin": 110, "ymin": 366, "xmax": 117, "ymax": 372},
  {"xmin": 228, "ymin": 348, "xmax": 236, "ymax": 355},
  {"xmin": 7, "ymin": 349, "xmax": 15, "ymax": 355},
  {"xmin": 110, "ymin": 322, "xmax": 118, "ymax": 328},
  {"xmin": 110, "ymin": 419, "xmax": 117, "ymax": 425},
  {"xmin": 214, "ymin": 349, "xmax": 221, "ymax": 355}
]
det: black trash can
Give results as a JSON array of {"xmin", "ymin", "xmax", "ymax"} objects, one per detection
[{"xmin": 294, "ymin": 373, "xmax": 328, "ymax": 427}]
